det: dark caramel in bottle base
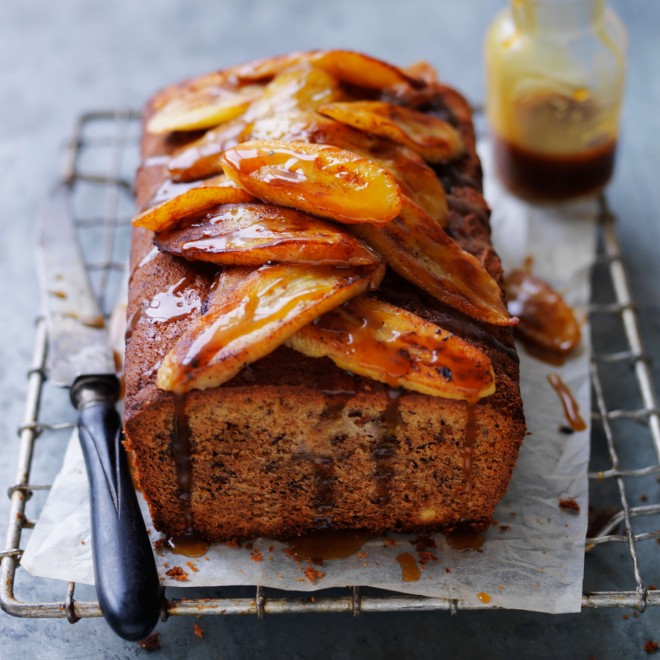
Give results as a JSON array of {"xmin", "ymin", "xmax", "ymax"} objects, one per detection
[{"xmin": 494, "ymin": 135, "xmax": 616, "ymax": 202}]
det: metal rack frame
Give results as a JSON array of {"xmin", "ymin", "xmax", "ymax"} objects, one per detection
[{"xmin": 2, "ymin": 110, "xmax": 659, "ymax": 622}]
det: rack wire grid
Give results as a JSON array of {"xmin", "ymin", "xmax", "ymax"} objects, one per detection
[{"xmin": 2, "ymin": 110, "xmax": 659, "ymax": 623}]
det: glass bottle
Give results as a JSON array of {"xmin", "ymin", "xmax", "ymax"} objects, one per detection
[{"xmin": 485, "ymin": 0, "xmax": 626, "ymax": 202}]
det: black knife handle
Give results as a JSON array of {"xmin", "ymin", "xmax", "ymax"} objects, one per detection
[{"xmin": 71, "ymin": 375, "xmax": 162, "ymax": 641}]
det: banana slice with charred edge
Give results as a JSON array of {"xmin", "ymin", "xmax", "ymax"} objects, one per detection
[
  {"xmin": 353, "ymin": 198, "xmax": 515, "ymax": 326},
  {"xmin": 132, "ymin": 183, "xmax": 257, "ymax": 233},
  {"xmin": 319, "ymin": 101, "xmax": 464, "ymax": 163},
  {"xmin": 220, "ymin": 140, "xmax": 403, "ymax": 225},
  {"xmin": 287, "ymin": 296, "xmax": 495, "ymax": 401},
  {"xmin": 147, "ymin": 84, "xmax": 264, "ymax": 134},
  {"xmin": 154, "ymin": 203, "xmax": 381, "ymax": 267},
  {"xmin": 169, "ymin": 112, "xmax": 448, "ymax": 224},
  {"xmin": 157, "ymin": 262, "xmax": 385, "ymax": 393}
]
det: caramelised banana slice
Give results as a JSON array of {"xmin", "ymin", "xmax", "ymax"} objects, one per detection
[
  {"xmin": 353, "ymin": 198, "xmax": 514, "ymax": 326},
  {"xmin": 220, "ymin": 140, "xmax": 403, "ymax": 225},
  {"xmin": 147, "ymin": 84, "xmax": 264, "ymax": 134},
  {"xmin": 319, "ymin": 101, "xmax": 464, "ymax": 163},
  {"xmin": 308, "ymin": 50, "xmax": 420, "ymax": 90},
  {"xmin": 132, "ymin": 183, "xmax": 257, "ymax": 233},
  {"xmin": 287, "ymin": 296, "xmax": 495, "ymax": 401},
  {"xmin": 242, "ymin": 65, "xmax": 344, "ymax": 122},
  {"xmin": 232, "ymin": 49, "xmax": 421, "ymax": 91},
  {"xmin": 169, "ymin": 112, "xmax": 448, "ymax": 224},
  {"xmin": 157, "ymin": 262, "xmax": 385, "ymax": 393},
  {"xmin": 167, "ymin": 120, "xmax": 248, "ymax": 182},
  {"xmin": 154, "ymin": 203, "xmax": 381, "ymax": 267}
]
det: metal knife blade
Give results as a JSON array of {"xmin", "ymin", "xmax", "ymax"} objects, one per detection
[
  {"xmin": 36, "ymin": 183, "xmax": 161, "ymax": 640},
  {"xmin": 36, "ymin": 184, "xmax": 113, "ymax": 385}
]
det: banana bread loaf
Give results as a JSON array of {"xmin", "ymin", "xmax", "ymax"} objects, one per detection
[{"xmin": 124, "ymin": 51, "xmax": 526, "ymax": 541}]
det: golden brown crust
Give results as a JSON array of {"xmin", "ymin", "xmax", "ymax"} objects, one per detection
[{"xmin": 124, "ymin": 65, "xmax": 526, "ymax": 540}]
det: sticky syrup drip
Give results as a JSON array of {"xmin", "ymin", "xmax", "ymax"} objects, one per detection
[
  {"xmin": 395, "ymin": 552, "xmax": 421, "ymax": 582},
  {"xmin": 547, "ymin": 373, "xmax": 587, "ymax": 432},
  {"xmin": 172, "ymin": 393, "xmax": 194, "ymax": 533},
  {"xmin": 372, "ymin": 389, "xmax": 402, "ymax": 506}
]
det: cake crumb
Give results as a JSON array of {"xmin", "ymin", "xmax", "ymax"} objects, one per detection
[
  {"xmin": 559, "ymin": 425, "xmax": 574, "ymax": 435},
  {"xmin": 383, "ymin": 538, "xmax": 397, "ymax": 547},
  {"xmin": 304, "ymin": 567, "xmax": 326, "ymax": 583},
  {"xmin": 445, "ymin": 567, "xmax": 451, "ymax": 573},
  {"xmin": 643, "ymin": 640, "xmax": 659, "ymax": 654},
  {"xmin": 649, "ymin": 585, "xmax": 657, "ymax": 590},
  {"xmin": 641, "ymin": 494, "xmax": 649, "ymax": 502},
  {"xmin": 499, "ymin": 524, "xmax": 511, "ymax": 533},
  {"xmin": 153, "ymin": 538, "xmax": 167, "ymax": 553},
  {"xmin": 412, "ymin": 536, "xmax": 437, "ymax": 552},
  {"xmin": 250, "ymin": 549, "xmax": 264, "ymax": 563},
  {"xmin": 357, "ymin": 552, "xmax": 368, "ymax": 559},
  {"xmin": 559, "ymin": 497, "xmax": 580, "ymax": 513},
  {"xmin": 166, "ymin": 566, "xmax": 189, "ymax": 582},
  {"xmin": 185, "ymin": 561, "xmax": 199, "ymax": 573},
  {"xmin": 193, "ymin": 623, "xmax": 204, "ymax": 639},
  {"xmin": 268, "ymin": 545, "xmax": 274, "ymax": 553},
  {"xmin": 137, "ymin": 632, "xmax": 161, "ymax": 651},
  {"xmin": 417, "ymin": 551, "xmax": 438, "ymax": 565},
  {"xmin": 623, "ymin": 614, "xmax": 629, "ymax": 620}
]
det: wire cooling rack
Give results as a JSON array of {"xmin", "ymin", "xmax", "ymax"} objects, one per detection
[{"xmin": 1, "ymin": 110, "xmax": 659, "ymax": 624}]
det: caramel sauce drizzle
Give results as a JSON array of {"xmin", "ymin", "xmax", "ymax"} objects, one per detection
[
  {"xmin": 463, "ymin": 402, "xmax": 478, "ymax": 493},
  {"xmin": 547, "ymin": 373, "xmax": 587, "ymax": 432},
  {"xmin": 125, "ymin": 276, "xmax": 200, "ymax": 341},
  {"xmin": 172, "ymin": 393, "xmax": 194, "ymax": 533},
  {"xmin": 372, "ymin": 389, "xmax": 402, "ymax": 506}
]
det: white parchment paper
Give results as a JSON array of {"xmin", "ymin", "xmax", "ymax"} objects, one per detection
[{"xmin": 21, "ymin": 142, "xmax": 597, "ymax": 613}]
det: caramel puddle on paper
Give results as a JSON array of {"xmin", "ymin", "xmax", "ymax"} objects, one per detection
[
  {"xmin": 287, "ymin": 530, "xmax": 375, "ymax": 561},
  {"xmin": 168, "ymin": 536, "xmax": 211, "ymax": 558}
]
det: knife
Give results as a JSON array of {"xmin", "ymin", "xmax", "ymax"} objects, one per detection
[{"xmin": 36, "ymin": 183, "xmax": 162, "ymax": 640}]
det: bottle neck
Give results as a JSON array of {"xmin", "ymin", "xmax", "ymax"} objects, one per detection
[{"xmin": 511, "ymin": 0, "xmax": 605, "ymax": 33}]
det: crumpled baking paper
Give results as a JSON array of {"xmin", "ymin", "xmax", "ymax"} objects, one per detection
[{"xmin": 21, "ymin": 142, "xmax": 596, "ymax": 613}]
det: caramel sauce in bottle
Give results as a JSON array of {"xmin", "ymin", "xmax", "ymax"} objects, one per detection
[{"xmin": 494, "ymin": 136, "xmax": 616, "ymax": 202}]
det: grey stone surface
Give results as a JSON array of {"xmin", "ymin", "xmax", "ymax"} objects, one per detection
[{"xmin": 1, "ymin": 0, "xmax": 659, "ymax": 657}]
